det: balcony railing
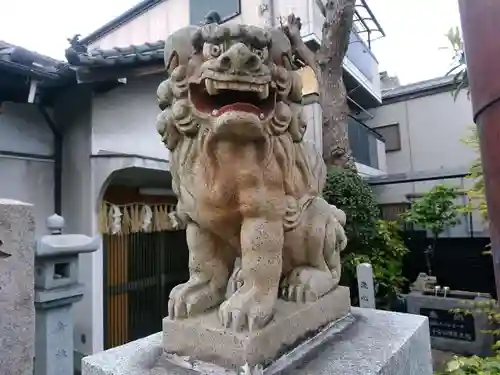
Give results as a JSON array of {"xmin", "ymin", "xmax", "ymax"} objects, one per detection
[
  {"xmin": 346, "ymin": 30, "xmax": 377, "ymax": 82},
  {"xmin": 348, "ymin": 115, "xmax": 384, "ymax": 169}
]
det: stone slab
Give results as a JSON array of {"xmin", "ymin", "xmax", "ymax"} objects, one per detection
[
  {"xmin": 163, "ymin": 286, "xmax": 351, "ymax": 369},
  {"xmin": 81, "ymin": 307, "xmax": 433, "ymax": 375},
  {"xmin": 406, "ymin": 291, "xmax": 494, "ymax": 356},
  {"xmin": 0, "ymin": 199, "xmax": 35, "ymax": 375}
]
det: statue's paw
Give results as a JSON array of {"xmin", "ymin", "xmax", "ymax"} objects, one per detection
[
  {"xmin": 226, "ymin": 266, "xmax": 244, "ymax": 297},
  {"xmin": 280, "ymin": 267, "xmax": 336, "ymax": 303},
  {"xmin": 219, "ymin": 288, "xmax": 275, "ymax": 332},
  {"xmin": 168, "ymin": 279, "xmax": 225, "ymax": 320},
  {"xmin": 280, "ymin": 283, "xmax": 317, "ymax": 303}
]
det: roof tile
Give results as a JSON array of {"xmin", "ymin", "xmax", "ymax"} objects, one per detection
[
  {"xmin": 65, "ymin": 39, "xmax": 165, "ymax": 68},
  {"xmin": 0, "ymin": 40, "xmax": 72, "ymax": 81}
]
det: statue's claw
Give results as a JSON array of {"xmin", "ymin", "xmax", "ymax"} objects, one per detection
[
  {"xmin": 219, "ymin": 287, "xmax": 275, "ymax": 332},
  {"xmin": 280, "ymin": 266, "xmax": 336, "ymax": 303},
  {"xmin": 168, "ymin": 279, "xmax": 225, "ymax": 319}
]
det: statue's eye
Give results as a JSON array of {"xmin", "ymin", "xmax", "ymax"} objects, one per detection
[
  {"xmin": 202, "ymin": 43, "xmax": 224, "ymax": 60},
  {"xmin": 210, "ymin": 44, "xmax": 222, "ymax": 57},
  {"xmin": 252, "ymin": 47, "xmax": 267, "ymax": 61}
]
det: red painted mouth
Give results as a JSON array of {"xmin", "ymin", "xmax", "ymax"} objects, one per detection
[
  {"xmin": 215, "ymin": 103, "xmax": 261, "ymax": 117},
  {"xmin": 189, "ymin": 79, "xmax": 275, "ymax": 117}
]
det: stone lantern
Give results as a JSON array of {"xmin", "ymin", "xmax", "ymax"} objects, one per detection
[{"xmin": 34, "ymin": 214, "xmax": 100, "ymax": 375}]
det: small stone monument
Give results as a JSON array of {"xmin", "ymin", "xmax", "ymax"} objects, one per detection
[
  {"xmin": 82, "ymin": 17, "xmax": 433, "ymax": 375},
  {"xmin": 406, "ymin": 282, "xmax": 495, "ymax": 357},
  {"xmin": 35, "ymin": 214, "xmax": 100, "ymax": 375},
  {"xmin": 357, "ymin": 263, "xmax": 376, "ymax": 309},
  {"xmin": 0, "ymin": 199, "xmax": 35, "ymax": 375}
]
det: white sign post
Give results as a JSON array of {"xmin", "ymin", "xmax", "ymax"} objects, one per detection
[{"xmin": 357, "ymin": 263, "xmax": 376, "ymax": 309}]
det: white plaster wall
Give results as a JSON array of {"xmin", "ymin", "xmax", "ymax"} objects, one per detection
[
  {"xmin": 91, "ymin": 75, "xmax": 170, "ymax": 161},
  {"xmin": 0, "ymin": 102, "xmax": 54, "ymax": 235}
]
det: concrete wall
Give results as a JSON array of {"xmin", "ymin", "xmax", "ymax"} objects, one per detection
[
  {"xmin": 55, "ymin": 85, "xmax": 101, "ymax": 357},
  {"xmin": 367, "ymin": 89, "xmax": 487, "ymax": 237},
  {"xmin": 0, "ymin": 102, "xmax": 54, "ymax": 235},
  {"xmin": 367, "ymin": 90, "xmax": 476, "ymax": 176}
]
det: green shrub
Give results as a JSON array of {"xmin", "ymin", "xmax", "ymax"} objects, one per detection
[
  {"xmin": 323, "ymin": 168, "xmax": 409, "ymax": 308},
  {"xmin": 438, "ymin": 301, "xmax": 500, "ymax": 374},
  {"xmin": 437, "ymin": 353, "xmax": 500, "ymax": 374},
  {"xmin": 323, "ymin": 167, "xmax": 380, "ymax": 252}
]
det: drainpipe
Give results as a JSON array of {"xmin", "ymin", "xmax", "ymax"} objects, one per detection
[
  {"xmin": 459, "ymin": 0, "xmax": 500, "ymax": 297},
  {"xmin": 38, "ymin": 105, "xmax": 62, "ymax": 215}
]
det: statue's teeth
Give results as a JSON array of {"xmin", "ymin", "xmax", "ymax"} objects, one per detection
[
  {"xmin": 205, "ymin": 79, "xmax": 218, "ymax": 95},
  {"xmin": 214, "ymin": 81, "xmax": 229, "ymax": 90},
  {"xmin": 239, "ymin": 83, "xmax": 251, "ymax": 91},
  {"xmin": 258, "ymin": 84, "xmax": 269, "ymax": 100}
]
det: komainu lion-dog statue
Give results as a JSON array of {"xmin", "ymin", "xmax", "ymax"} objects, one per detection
[{"xmin": 156, "ymin": 21, "xmax": 348, "ymax": 332}]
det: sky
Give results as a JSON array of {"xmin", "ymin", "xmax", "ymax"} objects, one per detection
[{"xmin": 0, "ymin": 0, "xmax": 461, "ymax": 85}]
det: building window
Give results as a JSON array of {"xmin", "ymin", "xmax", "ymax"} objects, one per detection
[
  {"xmin": 376, "ymin": 123, "xmax": 401, "ymax": 152},
  {"xmin": 189, "ymin": 0, "xmax": 241, "ymax": 25}
]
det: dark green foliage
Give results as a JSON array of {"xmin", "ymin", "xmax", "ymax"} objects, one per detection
[
  {"xmin": 323, "ymin": 168, "xmax": 409, "ymax": 308},
  {"xmin": 323, "ymin": 167, "xmax": 380, "ymax": 252}
]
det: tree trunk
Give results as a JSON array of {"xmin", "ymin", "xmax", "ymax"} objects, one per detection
[
  {"xmin": 317, "ymin": 0, "xmax": 356, "ymax": 170},
  {"xmin": 283, "ymin": 0, "xmax": 356, "ymax": 170}
]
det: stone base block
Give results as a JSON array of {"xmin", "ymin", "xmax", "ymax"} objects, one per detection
[
  {"xmin": 82, "ymin": 308, "xmax": 433, "ymax": 375},
  {"xmin": 163, "ymin": 286, "xmax": 350, "ymax": 369},
  {"xmin": 406, "ymin": 291, "xmax": 494, "ymax": 356}
]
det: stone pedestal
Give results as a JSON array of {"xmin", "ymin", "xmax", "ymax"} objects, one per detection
[
  {"xmin": 82, "ymin": 308, "xmax": 433, "ymax": 375},
  {"xmin": 0, "ymin": 199, "xmax": 35, "ymax": 375},
  {"xmin": 163, "ymin": 286, "xmax": 350, "ymax": 369}
]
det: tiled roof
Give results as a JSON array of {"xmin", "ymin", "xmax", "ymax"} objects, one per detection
[
  {"xmin": 0, "ymin": 40, "xmax": 72, "ymax": 81},
  {"xmin": 65, "ymin": 40, "xmax": 165, "ymax": 68}
]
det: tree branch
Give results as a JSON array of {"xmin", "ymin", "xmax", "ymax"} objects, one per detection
[
  {"xmin": 315, "ymin": 0, "xmax": 327, "ymax": 17},
  {"xmin": 318, "ymin": 0, "xmax": 355, "ymax": 68}
]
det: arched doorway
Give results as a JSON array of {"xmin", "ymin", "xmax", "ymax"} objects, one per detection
[{"xmin": 98, "ymin": 167, "xmax": 189, "ymax": 349}]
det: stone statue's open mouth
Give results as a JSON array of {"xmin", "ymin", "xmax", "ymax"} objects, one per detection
[{"xmin": 190, "ymin": 78, "xmax": 276, "ymax": 118}]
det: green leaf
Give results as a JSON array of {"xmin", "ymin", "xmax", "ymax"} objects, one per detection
[{"xmin": 323, "ymin": 168, "xmax": 409, "ymax": 307}]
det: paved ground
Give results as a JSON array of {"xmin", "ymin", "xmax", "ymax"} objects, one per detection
[{"xmin": 432, "ymin": 350, "xmax": 455, "ymax": 372}]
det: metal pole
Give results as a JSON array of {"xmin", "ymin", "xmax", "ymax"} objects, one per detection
[{"xmin": 459, "ymin": 0, "xmax": 500, "ymax": 298}]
